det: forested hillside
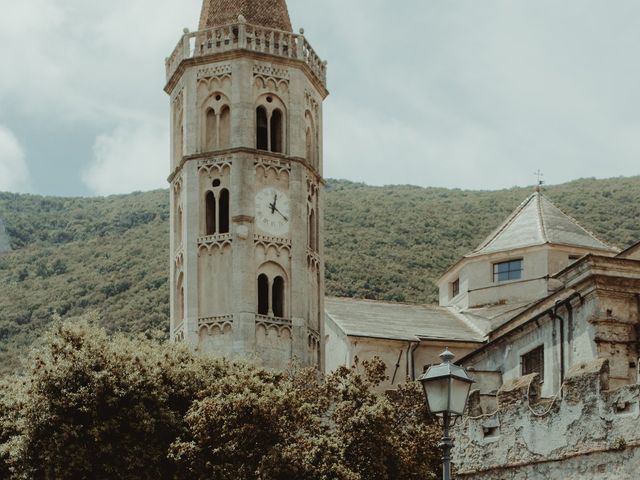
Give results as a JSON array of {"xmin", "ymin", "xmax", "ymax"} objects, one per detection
[{"xmin": 0, "ymin": 176, "xmax": 639, "ymax": 372}]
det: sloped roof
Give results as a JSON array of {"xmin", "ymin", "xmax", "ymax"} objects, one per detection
[
  {"xmin": 618, "ymin": 241, "xmax": 640, "ymax": 260},
  {"xmin": 471, "ymin": 191, "xmax": 617, "ymax": 256},
  {"xmin": 199, "ymin": 0, "xmax": 293, "ymax": 32},
  {"xmin": 460, "ymin": 301, "xmax": 533, "ymax": 332},
  {"xmin": 325, "ymin": 297, "xmax": 485, "ymax": 343}
]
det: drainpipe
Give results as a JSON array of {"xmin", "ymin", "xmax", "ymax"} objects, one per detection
[
  {"xmin": 550, "ymin": 308, "xmax": 565, "ymax": 388},
  {"xmin": 391, "ymin": 349, "xmax": 403, "ymax": 385},
  {"xmin": 409, "ymin": 341, "xmax": 420, "ymax": 381}
]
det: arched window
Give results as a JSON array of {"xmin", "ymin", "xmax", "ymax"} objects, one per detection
[
  {"xmin": 305, "ymin": 111, "xmax": 315, "ymax": 167},
  {"xmin": 177, "ymin": 273, "xmax": 185, "ymax": 321},
  {"xmin": 272, "ymin": 276, "xmax": 285, "ymax": 318},
  {"xmin": 258, "ymin": 274, "xmax": 269, "ymax": 315},
  {"xmin": 205, "ymin": 108, "xmax": 217, "ymax": 151},
  {"xmin": 256, "ymin": 107, "xmax": 268, "ymax": 150},
  {"xmin": 205, "ymin": 191, "xmax": 216, "ymax": 235},
  {"xmin": 306, "ymin": 127, "xmax": 313, "ymax": 165},
  {"xmin": 219, "ymin": 189, "xmax": 230, "ymax": 234},
  {"xmin": 219, "ymin": 106, "xmax": 231, "ymax": 149},
  {"xmin": 176, "ymin": 205, "xmax": 183, "ymax": 247},
  {"xmin": 309, "ymin": 209, "xmax": 316, "ymax": 250},
  {"xmin": 176, "ymin": 126, "xmax": 184, "ymax": 162},
  {"xmin": 270, "ymin": 109, "xmax": 283, "ymax": 153}
]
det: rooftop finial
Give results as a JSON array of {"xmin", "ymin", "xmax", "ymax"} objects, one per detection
[
  {"xmin": 440, "ymin": 348, "xmax": 455, "ymax": 364},
  {"xmin": 534, "ymin": 169, "xmax": 544, "ymax": 193}
]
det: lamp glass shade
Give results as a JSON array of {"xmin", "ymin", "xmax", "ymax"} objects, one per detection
[
  {"xmin": 423, "ymin": 377, "xmax": 450, "ymax": 414},
  {"xmin": 449, "ymin": 377, "xmax": 473, "ymax": 416}
]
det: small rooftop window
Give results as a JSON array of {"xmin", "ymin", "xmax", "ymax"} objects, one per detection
[{"xmin": 493, "ymin": 259, "xmax": 523, "ymax": 283}]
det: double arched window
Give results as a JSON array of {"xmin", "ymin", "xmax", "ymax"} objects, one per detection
[
  {"xmin": 257, "ymin": 270, "xmax": 287, "ymax": 318},
  {"xmin": 202, "ymin": 93, "xmax": 231, "ymax": 152},
  {"xmin": 204, "ymin": 183, "xmax": 230, "ymax": 235},
  {"xmin": 256, "ymin": 95, "xmax": 286, "ymax": 154}
]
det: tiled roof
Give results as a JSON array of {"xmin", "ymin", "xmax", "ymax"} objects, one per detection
[
  {"xmin": 471, "ymin": 192, "xmax": 617, "ymax": 256},
  {"xmin": 325, "ymin": 297, "xmax": 485, "ymax": 343},
  {"xmin": 199, "ymin": 0, "xmax": 293, "ymax": 32}
]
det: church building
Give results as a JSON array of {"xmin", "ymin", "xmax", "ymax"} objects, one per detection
[
  {"xmin": 164, "ymin": 0, "xmax": 640, "ymax": 406},
  {"xmin": 166, "ymin": 0, "xmax": 327, "ymax": 370}
]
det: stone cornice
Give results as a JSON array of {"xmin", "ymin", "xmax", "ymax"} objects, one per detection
[
  {"xmin": 165, "ymin": 49, "xmax": 329, "ymax": 99},
  {"xmin": 167, "ymin": 147, "xmax": 325, "ymax": 186}
]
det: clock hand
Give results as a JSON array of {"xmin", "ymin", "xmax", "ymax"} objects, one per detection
[{"xmin": 273, "ymin": 206, "xmax": 288, "ymax": 222}]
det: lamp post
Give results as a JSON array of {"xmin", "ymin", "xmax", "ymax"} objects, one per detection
[{"xmin": 419, "ymin": 349, "xmax": 474, "ymax": 480}]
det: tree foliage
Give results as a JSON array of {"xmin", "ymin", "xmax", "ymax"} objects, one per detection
[
  {"xmin": 0, "ymin": 177, "xmax": 639, "ymax": 372},
  {"xmin": 0, "ymin": 321, "xmax": 440, "ymax": 480}
]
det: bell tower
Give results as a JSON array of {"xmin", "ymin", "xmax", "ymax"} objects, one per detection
[{"xmin": 166, "ymin": 0, "xmax": 328, "ymax": 369}]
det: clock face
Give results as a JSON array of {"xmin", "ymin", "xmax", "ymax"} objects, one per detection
[{"xmin": 255, "ymin": 187, "xmax": 291, "ymax": 237}]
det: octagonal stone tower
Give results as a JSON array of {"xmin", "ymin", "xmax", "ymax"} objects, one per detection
[{"xmin": 166, "ymin": 0, "xmax": 328, "ymax": 370}]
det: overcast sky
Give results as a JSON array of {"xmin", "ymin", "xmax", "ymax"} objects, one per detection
[{"xmin": 0, "ymin": 0, "xmax": 639, "ymax": 197}]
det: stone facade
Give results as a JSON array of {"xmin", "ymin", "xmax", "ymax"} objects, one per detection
[
  {"xmin": 166, "ymin": 1, "xmax": 328, "ymax": 370},
  {"xmin": 455, "ymin": 359, "xmax": 640, "ymax": 479}
]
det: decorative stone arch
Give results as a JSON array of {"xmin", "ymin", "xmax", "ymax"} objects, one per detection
[
  {"xmin": 308, "ymin": 207, "xmax": 316, "ymax": 251},
  {"xmin": 201, "ymin": 91, "xmax": 231, "ymax": 151},
  {"xmin": 255, "ymin": 93, "xmax": 287, "ymax": 154},
  {"xmin": 174, "ymin": 182, "xmax": 184, "ymax": 247},
  {"xmin": 173, "ymin": 104, "xmax": 184, "ymax": 164},
  {"xmin": 176, "ymin": 271, "xmax": 185, "ymax": 321},
  {"xmin": 202, "ymin": 178, "xmax": 230, "ymax": 236},
  {"xmin": 304, "ymin": 110, "xmax": 317, "ymax": 168},
  {"xmin": 256, "ymin": 261, "xmax": 289, "ymax": 318}
]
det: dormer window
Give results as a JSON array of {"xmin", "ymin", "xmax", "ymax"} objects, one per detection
[{"xmin": 493, "ymin": 259, "xmax": 523, "ymax": 283}]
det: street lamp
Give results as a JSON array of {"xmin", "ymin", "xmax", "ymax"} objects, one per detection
[{"xmin": 419, "ymin": 349, "xmax": 474, "ymax": 480}]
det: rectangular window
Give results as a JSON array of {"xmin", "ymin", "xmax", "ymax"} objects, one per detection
[
  {"xmin": 451, "ymin": 278, "xmax": 460, "ymax": 298},
  {"xmin": 493, "ymin": 259, "xmax": 523, "ymax": 283},
  {"xmin": 521, "ymin": 346, "xmax": 544, "ymax": 382}
]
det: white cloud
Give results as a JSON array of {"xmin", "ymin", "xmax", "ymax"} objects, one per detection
[
  {"xmin": 82, "ymin": 121, "xmax": 169, "ymax": 195},
  {"xmin": 0, "ymin": 126, "xmax": 31, "ymax": 193},
  {"xmin": 2, "ymin": 0, "xmax": 640, "ymax": 194}
]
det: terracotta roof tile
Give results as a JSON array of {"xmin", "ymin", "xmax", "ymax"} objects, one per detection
[{"xmin": 199, "ymin": 0, "xmax": 293, "ymax": 32}]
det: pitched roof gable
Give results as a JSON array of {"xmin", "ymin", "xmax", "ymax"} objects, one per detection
[{"xmin": 471, "ymin": 192, "xmax": 617, "ymax": 256}]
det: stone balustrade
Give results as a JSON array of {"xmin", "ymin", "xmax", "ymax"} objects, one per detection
[{"xmin": 166, "ymin": 20, "xmax": 327, "ymax": 87}]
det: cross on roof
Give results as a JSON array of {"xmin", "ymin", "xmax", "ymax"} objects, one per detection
[{"xmin": 534, "ymin": 170, "xmax": 544, "ymax": 191}]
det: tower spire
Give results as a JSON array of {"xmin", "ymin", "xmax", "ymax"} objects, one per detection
[{"xmin": 199, "ymin": 0, "xmax": 293, "ymax": 32}]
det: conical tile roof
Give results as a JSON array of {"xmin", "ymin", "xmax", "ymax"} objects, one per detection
[
  {"xmin": 471, "ymin": 192, "xmax": 618, "ymax": 256},
  {"xmin": 199, "ymin": 0, "xmax": 293, "ymax": 32}
]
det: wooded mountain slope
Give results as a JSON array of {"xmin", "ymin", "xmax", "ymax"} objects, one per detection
[{"xmin": 0, "ymin": 176, "xmax": 639, "ymax": 372}]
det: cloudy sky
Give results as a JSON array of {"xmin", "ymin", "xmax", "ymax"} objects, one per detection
[{"xmin": 1, "ymin": 0, "xmax": 639, "ymax": 197}]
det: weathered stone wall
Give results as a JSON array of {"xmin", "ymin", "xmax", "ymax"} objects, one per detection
[{"xmin": 454, "ymin": 359, "xmax": 640, "ymax": 479}]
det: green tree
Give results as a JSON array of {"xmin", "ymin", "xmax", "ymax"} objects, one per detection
[{"xmin": 0, "ymin": 321, "xmax": 440, "ymax": 480}]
